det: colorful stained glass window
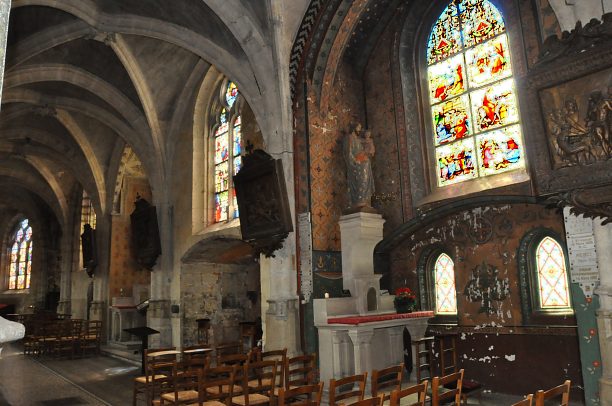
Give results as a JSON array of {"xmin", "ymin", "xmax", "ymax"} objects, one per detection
[
  {"xmin": 476, "ymin": 125, "xmax": 524, "ymax": 176},
  {"xmin": 536, "ymin": 237, "xmax": 571, "ymax": 309},
  {"xmin": 8, "ymin": 219, "xmax": 33, "ymax": 290},
  {"xmin": 427, "ymin": 0, "xmax": 525, "ymax": 187},
  {"xmin": 433, "ymin": 95, "xmax": 472, "ymax": 145},
  {"xmin": 225, "ymin": 81, "xmax": 238, "ymax": 109},
  {"xmin": 436, "ymin": 138, "xmax": 477, "ymax": 186},
  {"xmin": 434, "ymin": 253, "xmax": 457, "ymax": 315},
  {"xmin": 212, "ymin": 81, "xmax": 242, "ymax": 222}
]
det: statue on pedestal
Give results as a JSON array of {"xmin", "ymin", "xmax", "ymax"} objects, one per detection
[{"xmin": 344, "ymin": 123, "xmax": 375, "ymax": 212}]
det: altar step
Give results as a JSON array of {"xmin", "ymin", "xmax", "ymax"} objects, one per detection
[{"xmin": 101, "ymin": 341, "xmax": 141, "ymax": 364}]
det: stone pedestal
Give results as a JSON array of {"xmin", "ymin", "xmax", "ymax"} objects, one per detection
[{"xmin": 339, "ymin": 212, "xmax": 385, "ymax": 314}]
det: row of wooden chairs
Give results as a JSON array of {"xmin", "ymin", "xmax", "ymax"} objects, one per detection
[
  {"xmin": 512, "ymin": 380, "xmax": 571, "ymax": 406},
  {"xmin": 413, "ymin": 335, "xmax": 482, "ymax": 405},
  {"xmin": 22, "ymin": 319, "xmax": 102, "ymax": 358},
  {"xmin": 134, "ymin": 347, "xmax": 316, "ymax": 406},
  {"xmin": 329, "ymin": 363, "xmax": 464, "ymax": 406}
]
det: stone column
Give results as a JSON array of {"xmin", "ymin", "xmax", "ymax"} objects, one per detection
[
  {"xmin": 348, "ymin": 329, "xmax": 375, "ymax": 392},
  {"xmin": 57, "ymin": 234, "xmax": 73, "ymax": 316},
  {"xmin": 148, "ymin": 200, "xmax": 173, "ymax": 347},
  {"xmin": 261, "ymin": 238, "xmax": 299, "ymax": 356},
  {"xmin": 595, "ymin": 222, "xmax": 612, "ymax": 404}
]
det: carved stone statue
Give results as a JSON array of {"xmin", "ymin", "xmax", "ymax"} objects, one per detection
[
  {"xmin": 0, "ymin": 316, "xmax": 25, "ymax": 344},
  {"xmin": 344, "ymin": 123, "xmax": 375, "ymax": 211}
]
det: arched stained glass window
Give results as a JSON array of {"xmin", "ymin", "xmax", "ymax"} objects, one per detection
[
  {"xmin": 81, "ymin": 190, "xmax": 96, "ymax": 229},
  {"xmin": 427, "ymin": 0, "xmax": 525, "ymax": 187},
  {"xmin": 536, "ymin": 236, "xmax": 571, "ymax": 309},
  {"xmin": 212, "ymin": 81, "xmax": 242, "ymax": 223},
  {"xmin": 8, "ymin": 219, "xmax": 33, "ymax": 290},
  {"xmin": 434, "ymin": 253, "xmax": 457, "ymax": 314}
]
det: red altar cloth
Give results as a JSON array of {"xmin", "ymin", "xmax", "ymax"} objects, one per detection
[{"xmin": 327, "ymin": 310, "xmax": 434, "ymax": 325}]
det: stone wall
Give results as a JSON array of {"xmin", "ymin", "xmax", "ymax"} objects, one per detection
[{"xmin": 180, "ymin": 262, "xmax": 260, "ymax": 346}]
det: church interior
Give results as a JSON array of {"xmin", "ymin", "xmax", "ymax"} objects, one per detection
[{"xmin": 1, "ymin": 0, "xmax": 612, "ymax": 405}]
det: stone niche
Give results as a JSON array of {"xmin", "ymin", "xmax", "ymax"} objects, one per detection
[{"xmin": 180, "ymin": 262, "xmax": 260, "ymax": 347}]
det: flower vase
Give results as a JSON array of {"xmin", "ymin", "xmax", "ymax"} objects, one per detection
[{"xmin": 395, "ymin": 302, "xmax": 413, "ymax": 314}]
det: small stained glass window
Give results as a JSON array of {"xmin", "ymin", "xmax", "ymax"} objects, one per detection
[
  {"xmin": 434, "ymin": 253, "xmax": 458, "ymax": 315},
  {"xmin": 427, "ymin": 0, "xmax": 525, "ymax": 187},
  {"xmin": 536, "ymin": 237, "xmax": 571, "ymax": 309},
  {"xmin": 212, "ymin": 81, "xmax": 242, "ymax": 223},
  {"xmin": 8, "ymin": 219, "xmax": 33, "ymax": 290}
]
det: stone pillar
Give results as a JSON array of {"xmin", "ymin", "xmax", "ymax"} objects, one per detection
[
  {"xmin": 348, "ymin": 329, "xmax": 374, "ymax": 392},
  {"xmin": 261, "ymin": 237, "xmax": 299, "ymax": 356},
  {"xmin": 57, "ymin": 234, "xmax": 73, "ymax": 315},
  {"xmin": 595, "ymin": 222, "xmax": 612, "ymax": 404},
  {"xmin": 148, "ymin": 200, "xmax": 173, "ymax": 348}
]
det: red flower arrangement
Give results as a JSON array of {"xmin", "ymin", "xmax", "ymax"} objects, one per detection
[{"xmin": 394, "ymin": 287, "xmax": 416, "ymax": 312}]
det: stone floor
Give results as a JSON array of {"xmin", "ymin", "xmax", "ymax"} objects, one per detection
[{"xmin": 0, "ymin": 342, "xmax": 583, "ymax": 406}]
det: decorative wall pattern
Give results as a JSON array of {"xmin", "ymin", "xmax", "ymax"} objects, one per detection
[{"xmin": 109, "ymin": 178, "xmax": 152, "ymax": 299}]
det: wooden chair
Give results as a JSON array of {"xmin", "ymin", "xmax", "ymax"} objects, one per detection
[
  {"xmin": 328, "ymin": 372, "xmax": 367, "ymax": 406},
  {"xmin": 218, "ymin": 352, "xmax": 249, "ymax": 367},
  {"xmin": 431, "ymin": 369, "xmax": 463, "ymax": 406},
  {"xmin": 411, "ymin": 337, "xmax": 434, "ymax": 384},
  {"xmin": 371, "ymin": 363, "xmax": 404, "ymax": 403},
  {"xmin": 231, "ymin": 360, "xmax": 278, "ymax": 406},
  {"xmin": 187, "ymin": 365, "xmax": 237, "ymax": 406},
  {"xmin": 259, "ymin": 348, "xmax": 287, "ymax": 395},
  {"xmin": 285, "ymin": 354, "xmax": 317, "ymax": 389},
  {"xmin": 203, "ymin": 365, "xmax": 243, "ymax": 401},
  {"xmin": 389, "ymin": 381, "xmax": 428, "ymax": 406},
  {"xmin": 134, "ymin": 357, "xmax": 177, "ymax": 406},
  {"xmin": 161, "ymin": 368, "xmax": 200, "ymax": 405},
  {"xmin": 435, "ymin": 334, "xmax": 482, "ymax": 405},
  {"xmin": 534, "ymin": 380, "xmax": 571, "ymax": 406},
  {"xmin": 133, "ymin": 347, "xmax": 177, "ymax": 406},
  {"xmin": 346, "ymin": 396, "xmax": 383, "ymax": 406},
  {"xmin": 80, "ymin": 320, "xmax": 102, "ymax": 356},
  {"xmin": 217, "ymin": 341, "xmax": 244, "ymax": 356},
  {"xmin": 512, "ymin": 394, "xmax": 533, "ymax": 406},
  {"xmin": 277, "ymin": 382, "xmax": 324, "ymax": 406}
]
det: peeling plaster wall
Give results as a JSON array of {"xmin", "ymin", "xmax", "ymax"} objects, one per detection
[{"xmin": 389, "ymin": 203, "xmax": 583, "ymax": 396}]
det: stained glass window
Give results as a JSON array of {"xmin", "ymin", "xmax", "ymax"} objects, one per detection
[
  {"xmin": 427, "ymin": 0, "xmax": 525, "ymax": 187},
  {"xmin": 79, "ymin": 191, "xmax": 96, "ymax": 269},
  {"xmin": 434, "ymin": 253, "xmax": 457, "ymax": 315},
  {"xmin": 8, "ymin": 219, "xmax": 33, "ymax": 290},
  {"xmin": 212, "ymin": 81, "xmax": 242, "ymax": 223},
  {"xmin": 536, "ymin": 237, "xmax": 571, "ymax": 309}
]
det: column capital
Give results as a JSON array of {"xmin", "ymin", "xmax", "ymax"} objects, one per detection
[
  {"xmin": 347, "ymin": 329, "xmax": 374, "ymax": 345},
  {"xmin": 266, "ymin": 297, "xmax": 298, "ymax": 320}
]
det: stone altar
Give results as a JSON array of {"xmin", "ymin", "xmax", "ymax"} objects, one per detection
[{"xmin": 314, "ymin": 211, "xmax": 433, "ymax": 393}]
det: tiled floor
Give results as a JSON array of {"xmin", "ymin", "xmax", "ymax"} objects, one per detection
[
  {"xmin": 0, "ymin": 343, "xmax": 136, "ymax": 405},
  {"xmin": 0, "ymin": 342, "xmax": 584, "ymax": 406}
]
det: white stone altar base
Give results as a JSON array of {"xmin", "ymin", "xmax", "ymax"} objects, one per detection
[
  {"xmin": 314, "ymin": 209, "xmax": 433, "ymax": 394},
  {"xmin": 314, "ymin": 300, "xmax": 431, "ymax": 394}
]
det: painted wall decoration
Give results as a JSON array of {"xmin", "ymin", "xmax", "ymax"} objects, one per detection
[
  {"xmin": 464, "ymin": 261, "xmax": 510, "ymax": 315},
  {"xmin": 541, "ymin": 69, "xmax": 612, "ymax": 168}
]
